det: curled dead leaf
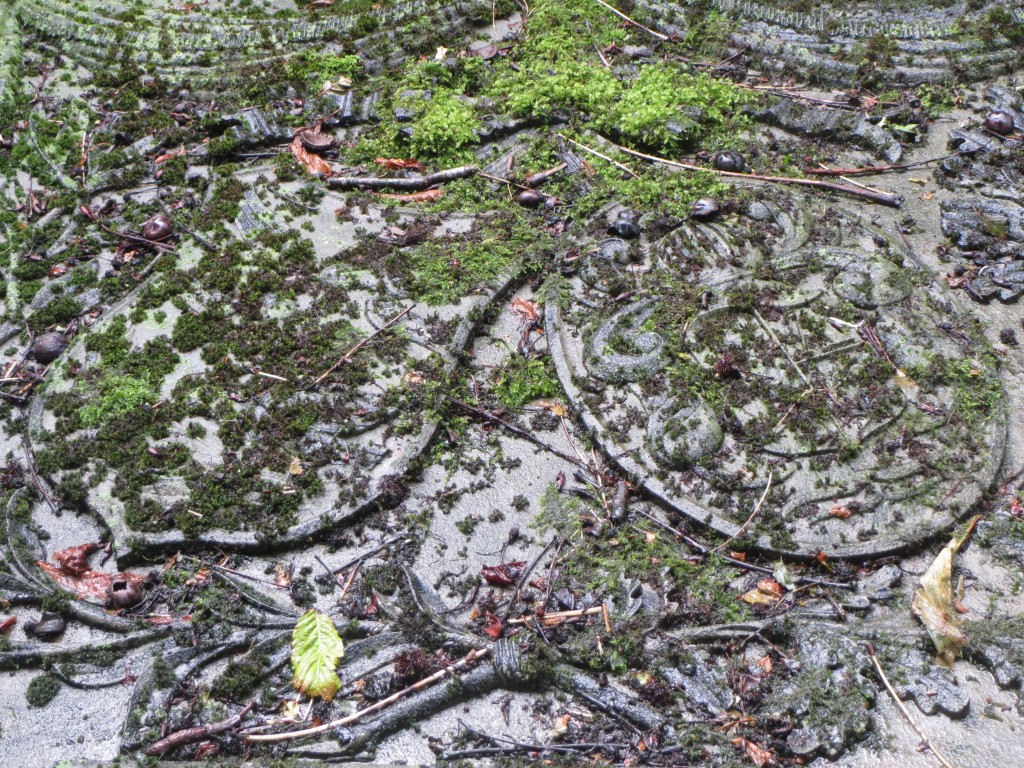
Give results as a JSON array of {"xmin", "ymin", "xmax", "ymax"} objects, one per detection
[
  {"xmin": 537, "ymin": 400, "xmax": 568, "ymax": 418},
  {"xmin": 912, "ymin": 515, "xmax": 980, "ymax": 667},
  {"xmin": 732, "ymin": 737, "xmax": 774, "ymax": 766},
  {"xmin": 374, "ymin": 157, "xmax": 427, "ymax": 172},
  {"xmin": 509, "ymin": 297, "xmax": 540, "ymax": 323},
  {"xmin": 289, "ymin": 135, "xmax": 334, "ymax": 177}
]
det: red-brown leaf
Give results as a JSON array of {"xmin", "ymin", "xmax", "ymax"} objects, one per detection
[
  {"xmin": 289, "ymin": 136, "xmax": 334, "ymax": 177},
  {"xmin": 374, "ymin": 157, "xmax": 427, "ymax": 172},
  {"xmin": 481, "ymin": 611, "xmax": 503, "ymax": 639},
  {"xmin": 481, "ymin": 561, "xmax": 527, "ymax": 586},
  {"xmin": 0, "ymin": 616, "xmax": 15, "ymax": 633},
  {"xmin": 509, "ymin": 297, "xmax": 540, "ymax": 323},
  {"xmin": 52, "ymin": 542, "xmax": 100, "ymax": 575},
  {"xmin": 373, "ymin": 189, "xmax": 444, "ymax": 204},
  {"xmin": 37, "ymin": 558, "xmax": 146, "ymax": 603},
  {"xmin": 732, "ymin": 737, "xmax": 774, "ymax": 766}
]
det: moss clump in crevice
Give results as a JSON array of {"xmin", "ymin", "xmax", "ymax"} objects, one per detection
[
  {"xmin": 25, "ymin": 674, "xmax": 61, "ymax": 707},
  {"xmin": 493, "ymin": 355, "xmax": 560, "ymax": 409}
]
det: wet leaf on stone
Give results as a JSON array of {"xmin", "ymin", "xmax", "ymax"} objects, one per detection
[
  {"xmin": 732, "ymin": 737, "xmax": 774, "ymax": 766},
  {"xmin": 291, "ymin": 609, "xmax": 345, "ymax": 702},
  {"xmin": 289, "ymin": 136, "xmax": 334, "ymax": 177},
  {"xmin": 0, "ymin": 616, "xmax": 15, "ymax": 633},
  {"xmin": 912, "ymin": 515, "xmax": 980, "ymax": 667},
  {"xmin": 36, "ymin": 560, "xmax": 145, "ymax": 603},
  {"xmin": 739, "ymin": 579, "xmax": 783, "ymax": 606},
  {"xmin": 37, "ymin": 543, "xmax": 146, "ymax": 604},
  {"xmin": 481, "ymin": 561, "xmax": 527, "ymax": 586},
  {"xmin": 374, "ymin": 157, "xmax": 427, "ymax": 172},
  {"xmin": 481, "ymin": 611, "xmax": 503, "ymax": 639},
  {"xmin": 52, "ymin": 542, "xmax": 100, "ymax": 575}
]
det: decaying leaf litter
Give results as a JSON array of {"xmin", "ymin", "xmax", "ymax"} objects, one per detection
[{"xmin": 1, "ymin": 0, "xmax": 1024, "ymax": 765}]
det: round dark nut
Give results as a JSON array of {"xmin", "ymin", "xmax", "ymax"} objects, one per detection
[
  {"xmin": 298, "ymin": 129, "xmax": 338, "ymax": 153},
  {"xmin": 711, "ymin": 150, "xmax": 746, "ymax": 173},
  {"xmin": 608, "ymin": 210, "xmax": 642, "ymax": 239},
  {"xmin": 31, "ymin": 332, "xmax": 67, "ymax": 364},
  {"xmin": 516, "ymin": 189, "xmax": 546, "ymax": 207},
  {"xmin": 984, "ymin": 110, "xmax": 1016, "ymax": 136},
  {"xmin": 142, "ymin": 213, "xmax": 173, "ymax": 242},
  {"xmin": 690, "ymin": 198, "xmax": 721, "ymax": 221},
  {"xmin": 108, "ymin": 578, "xmax": 145, "ymax": 609}
]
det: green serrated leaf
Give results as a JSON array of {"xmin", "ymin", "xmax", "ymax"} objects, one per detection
[{"xmin": 291, "ymin": 609, "xmax": 345, "ymax": 701}]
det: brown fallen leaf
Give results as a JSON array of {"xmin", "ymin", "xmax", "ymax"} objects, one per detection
[
  {"xmin": 537, "ymin": 400, "xmax": 568, "ymax": 418},
  {"xmin": 732, "ymin": 737, "xmax": 774, "ymax": 766},
  {"xmin": 509, "ymin": 297, "xmax": 540, "ymax": 323},
  {"xmin": 373, "ymin": 189, "xmax": 444, "ymax": 204},
  {"xmin": 912, "ymin": 515, "xmax": 980, "ymax": 667},
  {"xmin": 289, "ymin": 135, "xmax": 334, "ymax": 178},
  {"xmin": 481, "ymin": 561, "xmax": 527, "ymax": 586},
  {"xmin": 275, "ymin": 564, "xmax": 293, "ymax": 588},
  {"xmin": 829, "ymin": 503, "xmax": 852, "ymax": 519},
  {"xmin": 52, "ymin": 542, "xmax": 100, "ymax": 575},
  {"xmin": 37, "ymin": 560, "xmax": 146, "ymax": 603},
  {"xmin": 0, "ymin": 616, "xmax": 15, "ymax": 633},
  {"xmin": 37, "ymin": 543, "xmax": 146, "ymax": 604},
  {"xmin": 374, "ymin": 157, "xmax": 427, "ymax": 172},
  {"xmin": 738, "ymin": 579, "xmax": 784, "ymax": 606},
  {"xmin": 480, "ymin": 611, "xmax": 503, "ymax": 639}
]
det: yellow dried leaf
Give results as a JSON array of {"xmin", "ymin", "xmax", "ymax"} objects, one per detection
[
  {"xmin": 280, "ymin": 699, "xmax": 302, "ymax": 722},
  {"xmin": 537, "ymin": 400, "xmax": 568, "ymax": 418},
  {"xmin": 289, "ymin": 457, "xmax": 304, "ymax": 475},
  {"xmin": 911, "ymin": 515, "xmax": 980, "ymax": 667}
]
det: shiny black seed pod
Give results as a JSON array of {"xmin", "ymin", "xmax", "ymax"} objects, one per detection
[
  {"xmin": 142, "ymin": 213, "xmax": 173, "ymax": 242},
  {"xmin": 690, "ymin": 198, "xmax": 721, "ymax": 221},
  {"xmin": 711, "ymin": 150, "xmax": 746, "ymax": 173},
  {"xmin": 31, "ymin": 332, "xmax": 67, "ymax": 364}
]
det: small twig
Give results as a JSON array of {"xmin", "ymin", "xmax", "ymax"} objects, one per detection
[
  {"xmin": 326, "ymin": 165, "xmax": 478, "ymax": 191},
  {"xmin": 605, "ymin": 139, "xmax": 902, "ymax": 207},
  {"xmin": 314, "ymin": 305, "xmax": 413, "ymax": 386},
  {"xmin": 713, "ymin": 472, "xmax": 772, "ymax": 554},
  {"xmin": 502, "ymin": 538, "xmax": 558, "ymax": 621},
  {"xmin": 23, "ymin": 443, "xmax": 59, "ymax": 515},
  {"xmin": 330, "ymin": 534, "xmax": 408, "ymax": 574},
  {"xmin": 634, "ymin": 509, "xmax": 853, "ymax": 590},
  {"xmin": 866, "ymin": 643, "xmax": 957, "ymax": 768},
  {"xmin": 589, "ymin": 0, "xmax": 668, "ymax": 40},
  {"xmin": 144, "ymin": 701, "xmax": 256, "ymax": 756},
  {"xmin": 314, "ymin": 554, "xmax": 344, "ymax": 588},
  {"xmin": 337, "ymin": 559, "xmax": 361, "ymax": 603},
  {"xmin": 556, "ymin": 133, "xmax": 639, "ymax": 178},
  {"xmin": 508, "ymin": 606, "xmax": 607, "ymax": 626},
  {"xmin": 449, "ymin": 398, "xmax": 613, "ymax": 483},
  {"xmin": 243, "ymin": 647, "xmax": 490, "ymax": 743},
  {"xmin": 202, "ymin": 559, "xmax": 285, "ymax": 589},
  {"xmin": 806, "ymin": 151, "xmax": 962, "ymax": 177}
]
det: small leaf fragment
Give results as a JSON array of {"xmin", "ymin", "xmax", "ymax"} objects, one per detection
[
  {"xmin": 912, "ymin": 515, "xmax": 980, "ymax": 667},
  {"xmin": 291, "ymin": 609, "xmax": 345, "ymax": 701}
]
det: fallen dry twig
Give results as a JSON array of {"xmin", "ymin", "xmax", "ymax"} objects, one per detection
[
  {"xmin": 314, "ymin": 304, "xmax": 414, "ymax": 386},
  {"xmin": 243, "ymin": 647, "xmax": 491, "ymax": 743},
  {"xmin": 600, "ymin": 138, "xmax": 903, "ymax": 207},
  {"xmin": 326, "ymin": 165, "xmax": 478, "ymax": 191},
  {"xmin": 866, "ymin": 643, "xmax": 957, "ymax": 768},
  {"xmin": 144, "ymin": 701, "xmax": 256, "ymax": 756},
  {"xmin": 806, "ymin": 151, "xmax": 962, "ymax": 177}
]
